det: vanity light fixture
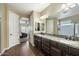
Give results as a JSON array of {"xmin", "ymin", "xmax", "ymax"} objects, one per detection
[
  {"xmin": 70, "ymin": 4, "xmax": 77, "ymax": 8},
  {"xmin": 60, "ymin": 4, "xmax": 69, "ymax": 11},
  {"xmin": 40, "ymin": 14, "xmax": 48, "ymax": 19},
  {"xmin": 63, "ymin": 3, "xmax": 77, "ymax": 11},
  {"xmin": 61, "ymin": 4, "xmax": 66, "ymax": 9},
  {"xmin": 66, "ymin": 3, "xmax": 74, "ymax": 6}
]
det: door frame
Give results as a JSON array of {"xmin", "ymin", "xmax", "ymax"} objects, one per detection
[{"xmin": 0, "ymin": 16, "xmax": 3, "ymax": 52}]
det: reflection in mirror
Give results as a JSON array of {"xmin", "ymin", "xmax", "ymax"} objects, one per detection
[
  {"xmin": 41, "ymin": 23, "xmax": 44, "ymax": 31},
  {"xmin": 35, "ymin": 23, "xmax": 40, "ymax": 31},
  {"xmin": 58, "ymin": 20, "xmax": 74, "ymax": 36}
]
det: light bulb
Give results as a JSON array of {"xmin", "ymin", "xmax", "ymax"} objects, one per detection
[
  {"xmin": 61, "ymin": 4, "xmax": 66, "ymax": 9},
  {"xmin": 70, "ymin": 4, "xmax": 76, "ymax": 8},
  {"xmin": 65, "ymin": 7, "xmax": 69, "ymax": 11}
]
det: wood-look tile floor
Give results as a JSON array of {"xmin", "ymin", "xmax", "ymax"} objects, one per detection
[{"xmin": 1, "ymin": 41, "xmax": 44, "ymax": 56}]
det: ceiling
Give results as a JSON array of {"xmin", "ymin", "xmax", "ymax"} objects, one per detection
[{"xmin": 7, "ymin": 3, "xmax": 50, "ymax": 17}]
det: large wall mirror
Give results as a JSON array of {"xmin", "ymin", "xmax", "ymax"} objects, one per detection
[
  {"xmin": 41, "ymin": 23, "xmax": 45, "ymax": 31},
  {"xmin": 58, "ymin": 19, "xmax": 79, "ymax": 37},
  {"xmin": 35, "ymin": 22, "xmax": 45, "ymax": 32},
  {"xmin": 35, "ymin": 23, "xmax": 40, "ymax": 31}
]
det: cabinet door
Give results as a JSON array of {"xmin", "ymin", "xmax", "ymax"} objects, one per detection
[
  {"xmin": 50, "ymin": 41, "xmax": 58, "ymax": 48},
  {"xmin": 34, "ymin": 36, "xmax": 38, "ymax": 47},
  {"xmin": 57, "ymin": 43, "xmax": 69, "ymax": 56},
  {"xmin": 50, "ymin": 41, "xmax": 61, "ymax": 56},
  {"xmin": 42, "ymin": 44, "xmax": 50, "ymax": 55},
  {"xmin": 38, "ymin": 37, "xmax": 42, "ymax": 49},
  {"xmin": 50, "ymin": 46, "xmax": 61, "ymax": 56},
  {"xmin": 42, "ymin": 38, "xmax": 50, "ymax": 55},
  {"xmin": 69, "ymin": 47, "xmax": 79, "ymax": 56}
]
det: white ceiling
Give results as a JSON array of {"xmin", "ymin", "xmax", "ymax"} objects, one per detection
[{"xmin": 8, "ymin": 3, "xmax": 50, "ymax": 17}]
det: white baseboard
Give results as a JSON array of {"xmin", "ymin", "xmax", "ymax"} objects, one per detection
[
  {"xmin": 0, "ymin": 43, "xmax": 20, "ymax": 56},
  {"xmin": 0, "ymin": 47, "xmax": 10, "ymax": 56}
]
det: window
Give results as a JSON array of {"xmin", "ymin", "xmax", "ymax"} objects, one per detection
[
  {"xmin": 59, "ymin": 23, "xmax": 74, "ymax": 36},
  {"xmin": 21, "ymin": 25, "xmax": 26, "ymax": 33},
  {"xmin": 58, "ymin": 20, "xmax": 74, "ymax": 36},
  {"xmin": 20, "ymin": 20, "xmax": 26, "ymax": 24}
]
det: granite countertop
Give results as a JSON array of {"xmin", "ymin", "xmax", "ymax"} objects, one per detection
[{"xmin": 34, "ymin": 34, "xmax": 79, "ymax": 49}]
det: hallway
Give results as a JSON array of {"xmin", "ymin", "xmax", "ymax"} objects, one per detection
[{"xmin": 1, "ymin": 41, "xmax": 44, "ymax": 56}]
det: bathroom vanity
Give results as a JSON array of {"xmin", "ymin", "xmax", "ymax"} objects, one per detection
[{"xmin": 34, "ymin": 33, "xmax": 79, "ymax": 56}]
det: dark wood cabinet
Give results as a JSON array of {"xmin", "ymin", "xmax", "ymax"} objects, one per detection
[
  {"xmin": 42, "ymin": 38, "xmax": 50, "ymax": 55},
  {"xmin": 50, "ymin": 41, "xmax": 61, "ymax": 56},
  {"xmin": 34, "ymin": 36, "xmax": 38, "ymax": 47},
  {"xmin": 57, "ymin": 43, "xmax": 69, "ymax": 56},
  {"xmin": 69, "ymin": 47, "xmax": 79, "ymax": 56},
  {"xmin": 50, "ymin": 40, "xmax": 58, "ymax": 48},
  {"xmin": 42, "ymin": 44, "xmax": 50, "ymax": 55},
  {"xmin": 50, "ymin": 46, "xmax": 61, "ymax": 56},
  {"xmin": 34, "ymin": 35, "xmax": 79, "ymax": 56},
  {"xmin": 34, "ymin": 36, "xmax": 42, "ymax": 50}
]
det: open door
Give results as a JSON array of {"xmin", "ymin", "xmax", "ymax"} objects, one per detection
[{"xmin": 9, "ymin": 11, "xmax": 20, "ymax": 48}]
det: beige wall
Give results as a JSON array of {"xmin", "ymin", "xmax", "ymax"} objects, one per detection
[
  {"xmin": 1, "ymin": 4, "xmax": 9, "ymax": 51},
  {"xmin": 0, "ymin": 4, "xmax": 21, "ymax": 51}
]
